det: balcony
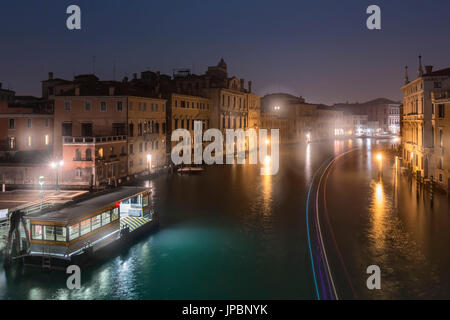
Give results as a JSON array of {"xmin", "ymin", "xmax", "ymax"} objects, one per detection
[
  {"xmin": 63, "ymin": 135, "xmax": 127, "ymax": 145},
  {"xmin": 431, "ymin": 91, "xmax": 450, "ymax": 102}
]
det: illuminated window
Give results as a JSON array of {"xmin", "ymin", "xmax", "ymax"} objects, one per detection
[
  {"xmin": 31, "ymin": 225, "xmax": 43, "ymax": 240},
  {"xmin": 44, "ymin": 226, "xmax": 55, "ymax": 241},
  {"xmin": 8, "ymin": 137, "xmax": 16, "ymax": 150},
  {"xmin": 69, "ymin": 224, "xmax": 80, "ymax": 240},
  {"xmin": 80, "ymin": 219, "xmax": 91, "ymax": 236},
  {"xmin": 101, "ymin": 211, "xmax": 111, "ymax": 226},
  {"xmin": 111, "ymin": 208, "xmax": 119, "ymax": 221},
  {"xmin": 27, "ymin": 136, "xmax": 32, "ymax": 147},
  {"xmin": 98, "ymin": 148, "xmax": 104, "ymax": 158},
  {"xmin": 91, "ymin": 214, "xmax": 101, "ymax": 231},
  {"xmin": 55, "ymin": 226, "xmax": 66, "ymax": 242},
  {"xmin": 45, "ymin": 135, "xmax": 49, "ymax": 145}
]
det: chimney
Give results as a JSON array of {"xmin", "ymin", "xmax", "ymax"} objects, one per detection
[
  {"xmin": 248, "ymin": 81, "xmax": 252, "ymax": 93},
  {"xmin": 240, "ymin": 78, "xmax": 245, "ymax": 90},
  {"xmin": 109, "ymin": 87, "xmax": 115, "ymax": 96},
  {"xmin": 417, "ymin": 55, "xmax": 424, "ymax": 77},
  {"xmin": 425, "ymin": 65, "xmax": 434, "ymax": 75},
  {"xmin": 48, "ymin": 72, "xmax": 54, "ymax": 80},
  {"xmin": 75, "ymin": 87, "xmax": 80, "ymax": 96}
]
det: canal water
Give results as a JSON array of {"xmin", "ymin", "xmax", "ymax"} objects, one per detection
[{"xmin": 0, "ymin": 142, "xmax": 340, "ymax": 300}]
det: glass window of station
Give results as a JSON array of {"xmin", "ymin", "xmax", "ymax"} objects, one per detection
[
  {"xmin": 31, "ymin": 207, "xmax": 120, "ymax": 243},
  {"xmin": 120, "ymin": 194, "xmax": 150, "ymax": 218}
]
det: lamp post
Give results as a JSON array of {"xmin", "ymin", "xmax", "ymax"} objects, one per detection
[
  {"xmin": 376, "ymin": 153, "xmax": 383, "ymax": 179},
  {"xmin": 147, "ymin": 154, "xmax": 152, "ymax": 174},
  {"xmin": 50, "ymin": 160, "xmax": 64, "ymax": 191},
  {"xmin": 38, "ymin": 176, "xmax": 44, "ymax": 211}
]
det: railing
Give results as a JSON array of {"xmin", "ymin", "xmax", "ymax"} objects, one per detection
[
  {"xmin": 63, "ymin": 135, "xmax": 127, "ymax": 144},
  {"xmin": 431, "ymin": 91, "xmax": 450, "ymax": 101}
]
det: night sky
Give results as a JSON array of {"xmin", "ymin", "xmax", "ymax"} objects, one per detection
[{"xmin": 1, "ymin": 0, "xmax": 450, "ymax": 105}]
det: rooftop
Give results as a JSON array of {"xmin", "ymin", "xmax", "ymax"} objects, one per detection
[{"xmin": 26, "ymin": 187, "xmax": 149, "ymax": 224}]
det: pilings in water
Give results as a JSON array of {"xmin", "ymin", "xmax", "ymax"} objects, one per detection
[{"xmin": 3, "ymin": 210, "xmax": 30, "ymax": 268}]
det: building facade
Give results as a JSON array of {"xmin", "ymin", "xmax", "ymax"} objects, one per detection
[
  {"xmin": 431, "ymin": 86, "xmax": 450, "ymax": 191},
  {"xmin": 401, "ymin": 59, "xmax": 450, "ymax": 179},
  {"xmin": 128, "ymin": 96, "xmax": 167, "ymax": 176}
]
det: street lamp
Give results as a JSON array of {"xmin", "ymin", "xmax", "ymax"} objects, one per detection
[
  {"xmin": 50, "ymin": 160, "xmax": 64, "ymax": 191},
  {"xmin": 265, "ymin": 138, "xmax": 270, "ymax": 145},
  {"xmin": 38, "ymin": 176, "xmax": 44, "ymax": 211},
  {"xmin": 147, "ymin": 154, "xmax": 152, "ymax": 174},
  {"xmin": 376, "ymin": 153, "xmax": 383, "ymax": 179}
]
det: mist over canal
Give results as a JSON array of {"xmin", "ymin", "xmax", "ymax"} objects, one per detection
[{"xmin": 1, "ymin": 142, "xmax": 342, "ymax": 299}]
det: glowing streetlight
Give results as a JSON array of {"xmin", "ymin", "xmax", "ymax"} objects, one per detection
[
  {"xmin": 376, "ymin": 153, "xmax": 383, "ymax": 179},
  {"xmin": 147, "ymin": 154, "xmax": 152, "ymax": 173},
  {"xmin": 265, "ymin": 138, "xmax": 270, "ymax": 145},
  {"xmin": 264, "ymin": 155, "xmax": 271, "ymax": 167},
  {"xmin": 306, "ymin": 132, "xmax": 311, "ymax": 143},
  {"xmin": 38, "ymin": 176, "xmax": 44, "ymax": 210}
]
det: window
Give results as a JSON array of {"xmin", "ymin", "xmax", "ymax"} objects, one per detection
[
  {"xmin": 75, "ymin": 149, "xmax": 82, "ymax": 161},
  {"xmin": 111, "ymin": 208, "xmax": 119, "ymax": 221},
  {"xmin": 117, "ymin": 101, "xmax": 123, "ymax": 112},
  {"xmin": 143, "ymin": 194, "xmax": 149, "ymax": 207},
  {"xmin": 129, "ymin": 144, "xmax": 134, "ymax": 154},
  {"xmin": 101, "ymin": 211, "xmax": 111, "ymax": 226},
  {"xmin": 181, "ymin": 101, "xmax": 185, "ymax": 108},
  {"xmin": 81, "ymin": 123, "xmax": 93, "ymax": 136},
  {"xmin": 439, "ymin": 158, "xmax": 443, "ymax": 170},
  {"xmin": 45, "ymin": 135, "xmax": 50, "ymax": 145},
  {"xmin": 98, "ymin": 148, "xmax": 104, "ymax": 158},
  {"xmin": 55, "ymin": 226, "xmax": 66, "ymax": 242},
  {"xmin": 62, "ymin": 123, "xmax": 72, "ymax": 136},
  {"xmin": 91, "ymin": 214, "xmax": 101, "ymax": 231},
  {"xmin": 439, "ymin": 129, "xmax": 443, "ymax": 147},
  {"xmin": 27, "ymin": 136, "xmax": 32, "ymax": 147},
  {"xmin": 434, "ymin": 82, "xmax": 442, "ymax": 89},
  {"xmin": 129, "ymin": 101, "xmax": 133, "ymax": 110},
  {"xmin": 43, "ymin": 226, "xmax": 54, "ymax": 241},
  {"xmin": 86, "ymin": 148, "xmax": 92, "ymax": 161},
  {"xmin": 139, "ymin": 142, "xmax": 143, "ymax": 153},
  {"xmin": 85, "ymin": 100, "xmax": 92, "ymax": 112},
  {"xmin": 129, "ymin": 123, "xmax": 134, "ymax": 137},
  {"xmin": 27, "ymin": 119, "xmax": 32, "ymax": 128},
  {"xmin": 100, "ymin": 101, "xmax": 107, "ymax": 112},
  {"xmin": 31, "ymin": 225, "xmax": 43, "ymax": 240},
  {"xmin": 9, "ymin": 119, "xmax": 15, "ymax": 129},
  {"xmin": 80, "ymin": 219, "xmax": 91, "ymax": 236},
  {"xmin": 75, "ymin": 168, "xmax": 82, "ymax": 177},
  {"xmin": 69, "ymin": 224, "xmax": 80, "ymax": 240},
  {"xmin": 8, "ymin": 137, "xmax": 16, "ymax": 150},
  {"xmin": 64, "ymin": 100, "xmax": 71, "ymax": 111},
  {"xmin": 438, "ymin": 104, "xmax": 445, "ymax": 118}
]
